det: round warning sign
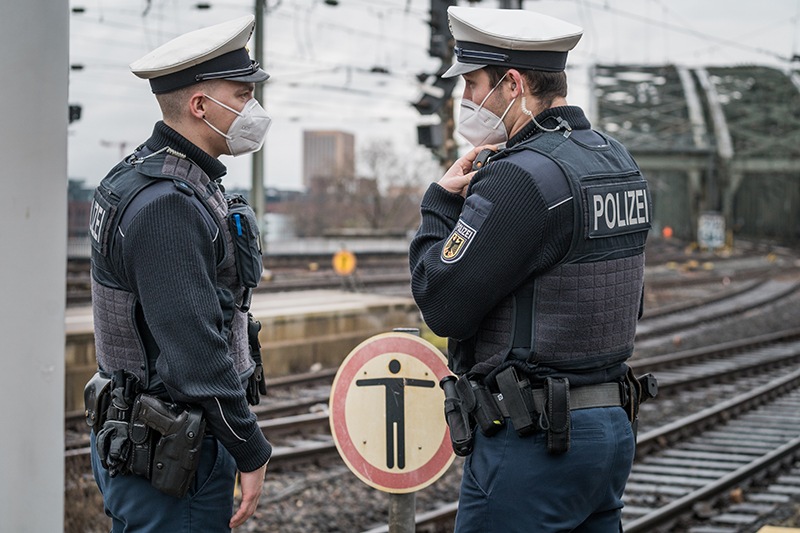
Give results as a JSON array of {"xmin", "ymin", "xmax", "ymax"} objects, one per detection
[
  {"xmin": 332, "ymin": 250, "xmax": 357, "ymax": 276},
  {"xmin": 329, "ymin": 332, "xmax": 455, "ymax": 494}
]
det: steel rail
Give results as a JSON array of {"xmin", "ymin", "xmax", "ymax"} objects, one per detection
[
  {"xmin": 635, "ymin": 280, "xmax": 799, "ymax": 341},
  {"xmin": 361, "ymin": 367, "xmax": 800, "ymax": 533}
]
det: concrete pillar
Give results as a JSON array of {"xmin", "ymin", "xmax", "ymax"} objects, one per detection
[{"xmin": 0, "ymin": 2, "xmax": 68, "ymax": 532}]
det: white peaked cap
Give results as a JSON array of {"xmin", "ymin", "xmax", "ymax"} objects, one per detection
[
  {"xmin": 443, "ymin": 7, "xmax": 583, "ymax": 78},
  {"xmin": 130, "ymin": 15, "xmax": 269, "ymax": 93}
]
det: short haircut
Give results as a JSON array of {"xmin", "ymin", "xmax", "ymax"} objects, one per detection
[
  {"xmin": 154, "ymin": 80, "xmax": 221, "ymax": 121},
  {"xmin": 484, "ymin": 65, "xmax": 567, "ymax": 110}
]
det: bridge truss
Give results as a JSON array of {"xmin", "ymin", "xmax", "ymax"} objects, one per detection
[{"xmin": 592, "ymin": 64, "xmax": 800, "ymax": 244}]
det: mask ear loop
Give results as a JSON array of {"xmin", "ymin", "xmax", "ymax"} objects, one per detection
[
  {"xmin": 493, "ymin": 96, "xmax": 516, "ymax": 130},
  {"xmin": 477, "ymin": 72, "xmax": 508, "ymax": 109},
  {"xmin": 202, "ymin": 93, "xmax": 243, "ymax": 141},
  {"xmin": 203, "ymin": 93, "xmax": 245, "ymax": 117},
  {"xmin": 519, "ymin": 79, "xmax": 572, "ymax": 135},
  {"xmin": 202, "ymin": 118, "xmax": 233, "ymax": 140},
  {"xmin": 478, "ymin": 72, "xmax": 517, "ymax": 131}
]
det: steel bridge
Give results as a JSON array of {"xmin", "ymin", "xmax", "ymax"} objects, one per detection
[{"xmin": 591, "ymin": 64, "xmax": 800, "ymax": 245}]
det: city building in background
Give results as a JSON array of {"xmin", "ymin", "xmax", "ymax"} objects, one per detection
[{"xmin": 302, "ymin": 130, "xmax": 355, "ymax": 190}]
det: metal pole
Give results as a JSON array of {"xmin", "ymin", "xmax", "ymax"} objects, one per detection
[
  {"xmin": 388, "ymin": 327, "xmax": 421, "ymax": 533},
  {"xmin": 0, "ymin": 3, "xmax": 67, "ymax": 531},
  {"xmin": 388, "ymin": 493, "xmax": 416, "ymax": 533},
  {"xmin": 253, "ymin": 0, "xmax": 266, "ymax": 247}
]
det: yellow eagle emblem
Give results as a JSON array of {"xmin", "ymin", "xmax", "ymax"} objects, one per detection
[
  {"xmin": 443, "ymin": 233, "xmax": 465, "ymax": 260},
  {"xmin": 441, "ymin": 220, "xmax": 476, "ymax": 263}
]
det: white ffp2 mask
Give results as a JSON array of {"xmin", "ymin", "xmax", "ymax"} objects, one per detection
[
  {"xmin": 203, "ymin": 94, "xmax": 272, "ymax": 156},
  {"xmin": 457, "ymin": 74, "xmax": 515, "ymax": 147}
]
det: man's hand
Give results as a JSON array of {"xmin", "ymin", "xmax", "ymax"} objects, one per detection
[
  {"xmin": 229, "ymin": 463, "xmax": 267, "ymax": 529},
  {"xmin": 438, "ymin": 144, "xmax": 497, "ymax": 197}
]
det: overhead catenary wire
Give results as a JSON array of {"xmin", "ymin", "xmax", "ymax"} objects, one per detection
[
  {"xmin": 578, "ymin": 0, "xmax": 796, "ymax": 63},
  {"xmin": 69, "ymin": 0, "xmax": 799, "ymax": 190}
]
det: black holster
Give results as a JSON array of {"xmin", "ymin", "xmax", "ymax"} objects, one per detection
[
  {"xmin": 246, "ymin": 313, "xmax": 267, "ymax": 405},
  {"xmin": 495, "ymin": 367, "xmax": 570, "ymax": 454},
  {"xmin": 90, "ymin": 369, "xmax": 206, "ymax": 499},
  {"xmin": 544, "ymin": 377, "xmax": 570, "ymax": 455},
  {"xmin": 454, "ymin": 375, "xmax": 504, "ymax": 437},
  {"xmin": 623, "ymin": 367, "xmax": 658, "ymax": 437},
  {"xmin": 94, "ymin": 371, "xmax": 140, "ymax": 477},
  {"xmin": 130, "ymin": 394, "xmax": 206, "ymax": 499},
  {"xmin": 495, "ymin": 367, "xmax": 538, "ymax": 437},
  {"xmin": 84, "ymin": 371, "xmax": 112, "ymax": 434},
  {"xmin": 440, "ymin": 376, "xmax": 474, "ymax": 456}
]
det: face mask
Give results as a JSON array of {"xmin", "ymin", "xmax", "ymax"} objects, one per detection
[
  {"xmin": 203, "ymin": 94, "xmax": 272, "ymax": 156},
  {"xmin": 457, "ymin": 74, "xmax": 516, "ymax": 147}
]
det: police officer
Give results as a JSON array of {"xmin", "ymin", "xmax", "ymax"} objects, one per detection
[
  {"xmin": 86, "ymin": 15, "xmax": 272, "ymax": 532},
  {"xmin": 409, "ymin": 7, "xmax": 653, "ymax": 532}
]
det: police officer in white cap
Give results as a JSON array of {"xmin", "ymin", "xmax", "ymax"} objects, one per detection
[
  {"xmin": 86, "ymin": 15, "xmax": 273, "ymax": 532},
  {"xmin": 410, "ymin": 7, "xmax": 653, "ymax": 532}
]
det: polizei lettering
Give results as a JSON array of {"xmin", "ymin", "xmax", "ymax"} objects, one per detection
[
  {"xmin": 585, "ymin": 181, "xmax": 651, "ymax": 238},
  {"xmin": 89, "ymin": 199, "xmax": 107, "ymax": 242},
  {"xmin": 88, "ymin": 191, "xmax": 116, "ymax": 256}
]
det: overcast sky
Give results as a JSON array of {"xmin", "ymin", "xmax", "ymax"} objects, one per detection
[{"xmin": 68, "ymin": 0, "xmax": 800, "ymax": 190}]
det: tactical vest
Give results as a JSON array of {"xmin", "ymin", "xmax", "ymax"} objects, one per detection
[
  {"xmin": 88, "ymin": 147, "xmax": 254, "ymax": 390},
  {"xmin": 471, "ymin": 130, "xmax": 651, "ymax": 375}
]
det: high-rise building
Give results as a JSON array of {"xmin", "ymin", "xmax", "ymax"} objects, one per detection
[{"xmin": 302, "ymin": 130, "xmax": 355, "ymax": 189}]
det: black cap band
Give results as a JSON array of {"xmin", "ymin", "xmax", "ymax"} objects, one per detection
[
  {"xmin": 454, "ymin": 40, "xmax": 569, "ymax": 72},
  {"xmin": 149, "ymin": 48, "xmax": 265, "ymax": 94}
]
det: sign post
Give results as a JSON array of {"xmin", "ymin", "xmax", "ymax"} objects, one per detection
[{"xmin": 329, "ymin": 330, "xmax": 455, "ymax": 532}]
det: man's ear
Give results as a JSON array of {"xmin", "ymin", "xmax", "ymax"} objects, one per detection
[
  {"xmin": 506, "ymin": 69, "xmax": 524, "ymax": 98},
  {"xmin": 188, "ymin": 92, "xmax": 207, "ymax": 119}
]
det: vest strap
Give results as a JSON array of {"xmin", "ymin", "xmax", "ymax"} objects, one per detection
[{"xmin": 508, "ymin": 281, "xmax": 535, "ymax": 362}]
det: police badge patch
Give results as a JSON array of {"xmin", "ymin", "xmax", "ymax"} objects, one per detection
[{"xmin": 441, "ymin": 220, "xmax": 477, "ymax": 263}]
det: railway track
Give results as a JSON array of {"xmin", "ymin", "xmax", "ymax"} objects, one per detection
[
  {"xmin": 66, "ymin": 242, "xmax": 797, "ymax": 306},
  {"xmin": 624, "ymin": 368, "xmax": 800, "ymax": 532},
  {"xmin": 64, "ymin": 258, "xmax": 800, "ymax": 532},
  {"xmin": 69, "ymin": 331, "xmax": 800, "ymax": 466},
  {"xmin": 65, "ymin": 284, "xmax": 799, "ymax": 459},
  {"xmin": 362, "ymin": 330, "xmax": 800, "ymax": 532},
  {"xmin": 635, "ymin": 279, "xmax": 799, "ymax": 342},
  {"xmin": 65, "ymin": 367, "xmax": 337, "ymax": 453},
  {"xmin": 401, "ymin": 372, "xmax": 800, "ymax": 532}
]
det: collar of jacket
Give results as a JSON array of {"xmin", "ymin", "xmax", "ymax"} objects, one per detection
[
  {"xmin": 507, "ymin": 105, "xmax": 591, "ymax": 148},
  {"xmin": 144, "ymin": 121, "xmax": 228, "ymax": 181}
]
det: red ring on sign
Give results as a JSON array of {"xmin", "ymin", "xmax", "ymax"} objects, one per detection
[{"xmin": 330, "ymin": 334, "xmax": 453, "ymax": 492}]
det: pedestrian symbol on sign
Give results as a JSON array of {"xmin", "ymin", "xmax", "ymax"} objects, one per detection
[
  {"xmin": 356, "ymin": 359, "xmax": 435, "ymax": 469},
  {"xmin": 329, "ymin": 332, "xmax": 455, "ymax": 494}
]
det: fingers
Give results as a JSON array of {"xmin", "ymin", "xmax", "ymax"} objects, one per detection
[
  {"xmin": 229, "ymin": 488, "xmax": 258, "ymax": 529},
  {"xmin": 229, "ymin": 465, "xmax": 267, "ymax": 529},
  {"xmin": 452, "ymin": 144, "xmax": 499, "ymax": 175},
  {"xmin": 471, "ymin": 143, "xmax": 497, "ymax": 155},
  {"xmin": 437, "ymin": 144, "xmax": 499, "ymax": 196},
  {"xmin": 229, "ymin": 499, "xmax": 254, "ymax": 529},
  {"xmin": 438, "ymin": 171, "xmax": 474, "ymax": 197}
]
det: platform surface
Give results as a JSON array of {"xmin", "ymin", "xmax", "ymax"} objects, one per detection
[{"xmin": 65, "ymin": 289, "xmax": 415, "ymax": 334}]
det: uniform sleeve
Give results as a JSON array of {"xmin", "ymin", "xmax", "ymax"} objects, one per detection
[
  {"xmin": 409, "ymin": 161, "xmax": 565, "ymax": 340},
  {"xmin": 122, "ymin": 192, "xmax": 271, "ymax": 472}
]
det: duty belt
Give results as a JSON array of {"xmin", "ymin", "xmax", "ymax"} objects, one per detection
[
  {"xmin": 440, "ymin": 366, "xmax": 657, "ymax": 457},
  {"xmin": 488, "ymin": 367, "xmax": 625, "ymax": 453},
  {"xmin": 492, "ymin": 381, "xmax": 623, "ymax": 419}
]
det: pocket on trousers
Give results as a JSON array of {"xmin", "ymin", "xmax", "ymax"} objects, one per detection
[
  {"xmin": 463, "ymin": 429, "xmax": 506, "ymax": 497},
  {"xmin": 190, "ymin": 437, "xmax": 234, "ymax": 498},
  {"xmin": 569, "ymin": 424, "xmax": 605, "ymax": 442}
]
